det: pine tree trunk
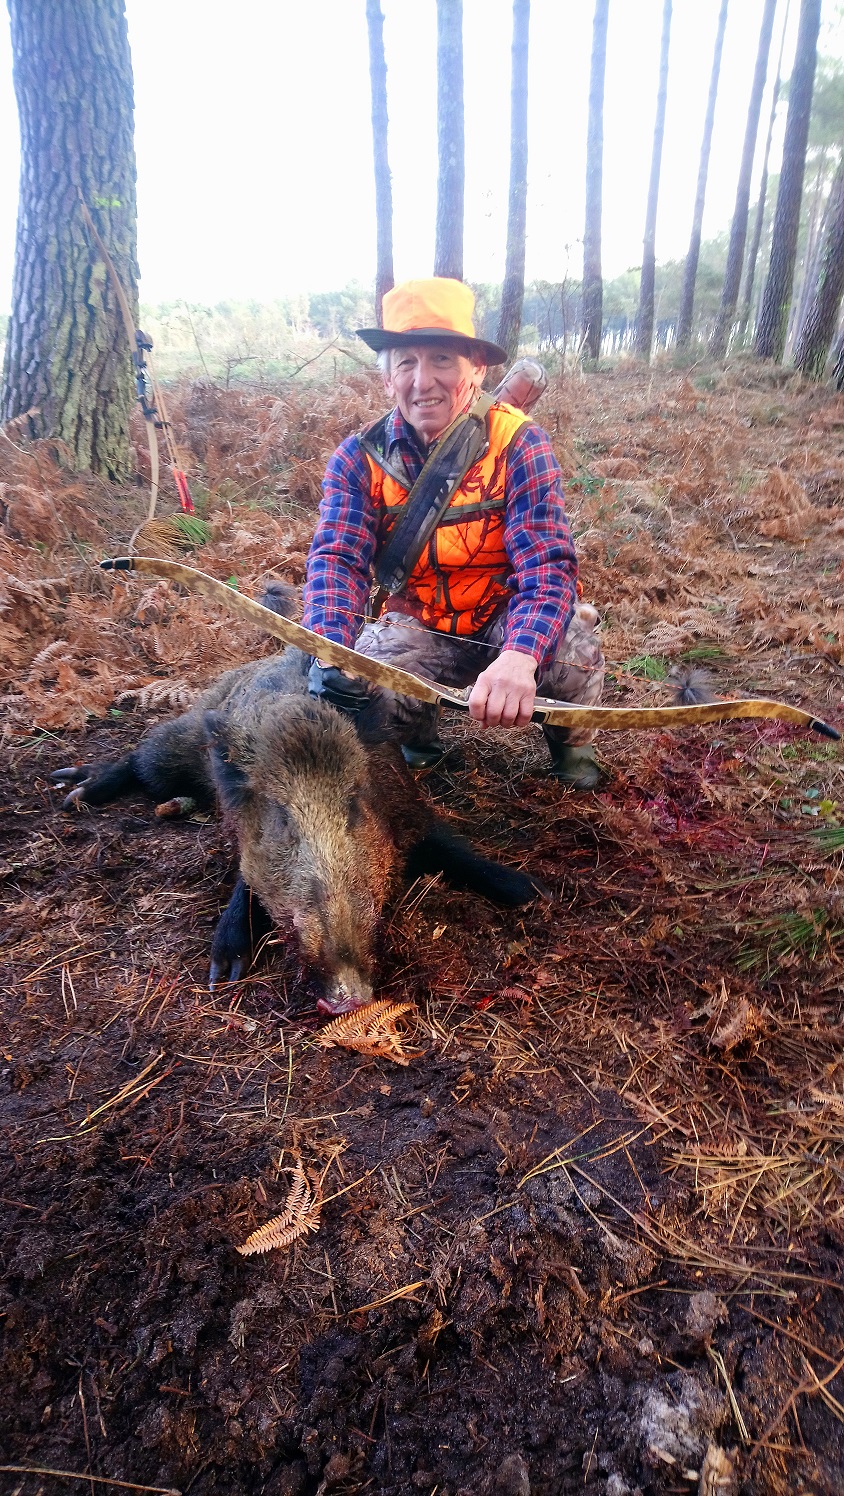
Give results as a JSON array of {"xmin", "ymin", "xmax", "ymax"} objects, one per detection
[
  {"xmin": 787, "ymin": 149, "xmax": 828, "ymax": 354},
  {"xmin": 708, "ymin": 0, "xmax": 777, "ymax": 359},
  {"xmin": 434, "ymin": 0, "xmax": 464, "ymax": 280},
  {"xmin": 736, "ymin": 2, "xmax": 788, "ymax": 338},
  {"xmin": 676, "ymin": 0, "xmax": 728, "ymax": 350},
  {"xmin": 794, "ymin": 154, "xmax": 844, "ymax": 379},
  {"xmin": 754, "ymin": 0, "xmax": 822, "ymax": 361},
  {"xmin": 366, "ymin": 0, "xmax": 394, "ymax": 325},
  {"xmin": 832, "ymin": 321, "xmax": 844, "ymax": 389},
  {"xmin": 582, "ymin": 0, "xmax": 610, "ymax": 362},
  {"xmin": 496, "ymin": 0, "xmax": 530, "ymax": 366},
  {"xmin": 1, "ymin": 0, "xmax": 138, "ymax": 479},
  {"xmin": 635, "ymin": 0, "xmax": 673, "ymax": 363}
]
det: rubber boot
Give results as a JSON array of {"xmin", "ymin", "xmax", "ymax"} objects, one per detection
[
  {"xmin": 546, "ymin": 742, "xmax": 601, "ymax": 789},
  {"xmin": 401, "ymin": 741, "xmax": 447, "ymax": 770}
]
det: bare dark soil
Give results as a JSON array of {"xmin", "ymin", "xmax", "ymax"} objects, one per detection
[{"xmin": 2, "ymin": 366, "xmax": 844, "ymax": 1496}]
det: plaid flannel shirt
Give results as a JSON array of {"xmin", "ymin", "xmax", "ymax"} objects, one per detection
[{"xmin": 302, "ymin": 405, "xmax": 579, "ymax": 667}]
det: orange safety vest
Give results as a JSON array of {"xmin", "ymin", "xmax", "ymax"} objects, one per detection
[{"xmin": 362, "ymin": 401, "xmax": 530, "ymax": 636}]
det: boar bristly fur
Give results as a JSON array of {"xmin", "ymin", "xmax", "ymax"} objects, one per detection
[{"xmin": 52, "ymin": 645, "xmax": 541, "ymax": 1013}]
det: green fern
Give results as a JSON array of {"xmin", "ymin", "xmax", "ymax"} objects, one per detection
[
  {"xmin": 171, "ymin": 514, "xmax": 212, "ymax": 546},
  {"xmin": 813, "ymin": 825, "xmax": 844, "ymax": 855},
  {"xmin": 737, "ymin": 909, "xmax": 844, "ymax": 972},
  {"xmin": 623, "ymin": 654, "xmax": 668, "ymax": 681}
]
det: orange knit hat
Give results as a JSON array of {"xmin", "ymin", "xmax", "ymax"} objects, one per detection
[{"xmin": 357, "ymin": 278, "xmax": 506, "ymax": 365}]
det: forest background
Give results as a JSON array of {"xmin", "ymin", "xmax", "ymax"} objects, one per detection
[{"xmin": 1, "ymin": 0, "xmax": 843, "ymax": 388}]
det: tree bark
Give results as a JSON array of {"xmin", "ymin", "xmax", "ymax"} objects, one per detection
[
  {"xmin": 794, "ymin": 153, "xmax": 844, "ymax": 378},
  {"xmin": 366, "ymin": 0, "xmax": 394, "ymax": 325},
  {"xmin": 676, "ymin": 0, "xmax": 729, "ymax": 350},
  {"xmin": 1, "ymin": 0, "xmax": 138, "ymax": 479},
  {"xmin": 754, "ymin": 0, "xmax": 822, "ymax": 361},
  {"xmin": 635, "ymin": 0, "xmax": 673, "ymax": 363},
  {"xmin": 496, "ymin": 0, "xmax": 530, "ymax": 365},
  {"xmin": 582, "ymin": 0, "xmax": 610, "ymax": 361},
  {"xmin": 434, "ymin": 0, "xmax": 464, "ymax": 280},
  {"xmin": 708, "ymin": 0, "xmax": 778, "ymax": 359},
  {"xmin": 832, "ymin": 320, "xmax": 844, "ymax": 389},
  {"xmin": 787, "ymin": 147, "xmax": 828, "ymax": 353},
  {"xmin": 736, "ymin": 0, "xmax": 789, "ymax": 338}
]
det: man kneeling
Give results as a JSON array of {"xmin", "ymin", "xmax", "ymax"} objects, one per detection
[{"xmin": 304, "ymin": 278, "xmax": 604, "ymax": 789}]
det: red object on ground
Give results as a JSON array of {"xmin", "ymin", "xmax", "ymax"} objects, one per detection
[{"xmin": 173, "ymin": 468, "xmax": 194, "ymax": 513}]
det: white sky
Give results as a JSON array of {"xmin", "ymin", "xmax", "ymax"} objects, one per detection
[{"xmin": 0, "ymin": 0, "xmax": 826, "ymax": 311}]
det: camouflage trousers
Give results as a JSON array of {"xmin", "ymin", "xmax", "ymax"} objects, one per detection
[{"xmin": 355, "ymin": 601, "xmax": 605, "ymax": 751}]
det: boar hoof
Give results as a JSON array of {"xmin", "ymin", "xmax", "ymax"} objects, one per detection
[
  {"xmin": 50, "ymin": 765, "xmax": 87, "ymax": 786},
  {"xmin": 209, "ymin": 953, "xmax": 247, "ymax": 991},
  {"xmin": 51, "ymin": 766, "xmax": 91, "ymax": 807},
  {"xmin": 209, "ymin": 877, "xmax": 271, "ymax": 991}
]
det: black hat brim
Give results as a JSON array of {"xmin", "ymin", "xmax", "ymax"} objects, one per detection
[{"xmin": 357, "ymin": 325, "xmax": 507, "ymax": 366}]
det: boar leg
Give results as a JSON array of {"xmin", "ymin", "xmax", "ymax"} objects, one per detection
[
  {"xmin": 407, "ymin": 823, "xmax": 546, "ymax": 907},
  {"xmin": 51, "ymin": 758, "xmax": 143, "ymax": 809},
  {"xmin": 52, "ymin": 712, "xmax": 214, "ymax": 812},
  {"xmin": 209, "ymin": 877, "xmax": 273, "ymax": 988}
]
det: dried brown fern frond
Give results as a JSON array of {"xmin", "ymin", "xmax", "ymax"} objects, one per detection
[
  {"xmin": 116, "ymin": 679, "xmax": 199, "ymax": 712},
  {"xmin": 315, "ymin": 998, "xmax": 418, "ymax": 1066},
  {"xmin": 237, "ymin": 1159, "xmax": 322, "ymax": 1257},
  {"xmin": 27, "ymin": 638, "xmax": 75, "ymax": 679},
  {"xmin": 676, "ymin": 608, "xmax": 731, "ymax": 641},
  {"xmin": 640, "ymin": 621, "xmax": 692, "ymax": 656},
  {"xmin": 809, "ymin": 1088, "xmax": 844, "ymax": 1114}
]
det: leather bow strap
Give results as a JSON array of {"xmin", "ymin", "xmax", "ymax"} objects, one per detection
[{"xmin": 100, "ymin": 557, "xmax": 841, "ymax": 741}]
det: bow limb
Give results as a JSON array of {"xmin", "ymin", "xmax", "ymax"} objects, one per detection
[
  {"xmin": 99, "ymin": 556, "xmax": 841, "ymax": 742},
  {"xmin": 102, "ymin": 555, "xmax": 442, "ymax": 703},
  {"xmin": 145, "ymin": 423, "xmax": 160, "ymax": 521}
]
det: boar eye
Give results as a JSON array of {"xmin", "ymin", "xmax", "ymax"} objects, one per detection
[{"xmin": 271, "ymin": 804, "xmax": 292, "ymax": 833}]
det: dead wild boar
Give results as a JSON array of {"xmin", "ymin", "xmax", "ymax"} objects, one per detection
[{"xmin": 51, "ymin": 644, "xmax": 541, "ymax": 1014}]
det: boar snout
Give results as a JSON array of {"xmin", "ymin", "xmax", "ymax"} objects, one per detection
[{"xmin": 290, "ymin": 875, "xmax": 379, "ymax": 1014}]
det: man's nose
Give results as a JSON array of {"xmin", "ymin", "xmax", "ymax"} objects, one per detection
[{"xmin": 412, "ymin": 357, "xmax": 436, "ymax": 390}]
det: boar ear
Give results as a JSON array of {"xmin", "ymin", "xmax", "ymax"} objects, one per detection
[{"xmin": 203, "ymin": 711, "xmax": 254, "ymax": 811}]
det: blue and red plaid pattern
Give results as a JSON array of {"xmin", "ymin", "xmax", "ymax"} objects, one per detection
[{"xmin": 302, "ymin": 406, "xmax": 579, "ymax": 667}]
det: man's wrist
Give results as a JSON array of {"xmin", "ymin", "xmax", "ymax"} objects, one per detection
[{"xmin": 498, "ymin": 644, "xmax": 540, "ymax": 672}]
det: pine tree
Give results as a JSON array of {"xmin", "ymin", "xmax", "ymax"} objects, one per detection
[
  {"xmin": 635, "ymin": 0, "xmax": 673, "ymax": 362},
  {"xmin": 434, "ymin": 0, "xmax": 464, "ymax": 280},
  {"xmin": 676, "ymin": 0, "xmax": 729, "ymax": 350},
  {"xmin": 496, "ymin": 0, "xmax": 531, "ymax": 365},
  {"xmin": 755, "ymin": 0, "xmax": 822, "ymax": 360},
  {"xmin": 1, "ymin": 0, "xmax": 138, "ymax": 478},
  {"xmin": 365, "ymin": 0, "xmax": 394, "ymax": 325},
  {"xmin": 794, "ymin": 153, "xmax": 844, "ymax": 378},
  {"xmin": 709, "ymin": 0, "xmax": 778, "ymax": 359},
  {"xmin": 582, "ymin": 0, "xmax": 610, "ymax": 361},
  {"xmin": 736, "ymin": 3, "xmax": 789, "ymax": 338}
]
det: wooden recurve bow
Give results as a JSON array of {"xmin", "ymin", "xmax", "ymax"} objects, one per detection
[{"xmin": 100, "ymin": 556, "xmax": 841, "ymax": 740}]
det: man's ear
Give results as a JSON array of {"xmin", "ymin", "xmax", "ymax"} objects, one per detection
[
  {"xmin": 203, "ymin": 711, "xmax": 254, "ymax": 811},
  {"xmin": 470, "ymin": 357, "xmax": 487, "ymax": 389}
]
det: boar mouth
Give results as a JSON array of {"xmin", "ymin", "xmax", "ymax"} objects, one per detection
[{"xmin": 316, "ymin": 965, "xmax": 374, "ymax": 1016}]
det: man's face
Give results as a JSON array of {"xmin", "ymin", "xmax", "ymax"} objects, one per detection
[{"xmin": 384, "ymin": 342, "xmax": 486, "ymax": 443}]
